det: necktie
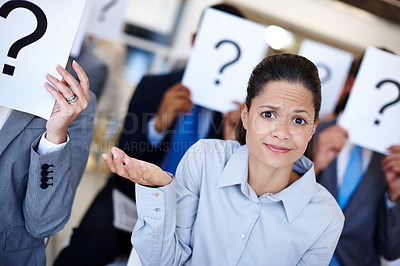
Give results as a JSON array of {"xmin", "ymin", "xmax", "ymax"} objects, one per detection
[
  {"xmin": 330, "ymin": 145, "xmax": 364, "ymax": 266},
  {"xmin": 337, "ymin": 145, "xmax": 364, "ymax": 210},
  {"xmin": 160, "ymin": 105, "xmax": 199, "ymax": 174},
  {"xmin": 330, "ymin": 254, "xmax": 341, "ymax": 266}
]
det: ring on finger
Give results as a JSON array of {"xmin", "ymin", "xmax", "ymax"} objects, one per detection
[
  {"xmin": 66, "ymin": 94, "xmax": 78, "ymax": 104},
  {"xmin": 135, "ymin": 175, "xmax": 144, "ymax": 183}
]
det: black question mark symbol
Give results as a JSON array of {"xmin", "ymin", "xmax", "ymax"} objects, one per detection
[
  {"xmin": 0, "ymin": 0, "xmax": 48, "ymax": 76},
  {"xmin": 98, "ymin": 0, "xmax": 118, "ymax": 22},
  {"xmin": 315, "ymin": 63, "xmax": 331, "ymax": 84},
  {"xmin": 214, "ymin": 40, "xmax": 241, "ymax": 85},
  {"xmin": 374, "ymin": 79, "xmax": 400, "ymax": 126}
]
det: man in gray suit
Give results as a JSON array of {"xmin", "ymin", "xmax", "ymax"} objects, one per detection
[{"xmin": 0, "ymin": 61, "xmax": 95, "ymax": 265}]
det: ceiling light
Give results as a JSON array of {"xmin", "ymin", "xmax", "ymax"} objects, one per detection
[{"xmin": 264, "ymin": 25, "xmax": 295, "ymax": 50}]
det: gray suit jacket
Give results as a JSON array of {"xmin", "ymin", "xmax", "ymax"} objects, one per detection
[
  {"xmin": 316, "ymin": 121, "xmax": 400, "ymax": 266},
  {"xmin": 0, "ymin": 92, "xmax": 96, "ymax": 265}
]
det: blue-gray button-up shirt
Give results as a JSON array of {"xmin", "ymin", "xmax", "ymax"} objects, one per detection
[{"xmin": 132, "ymin": 139, "xmax": 344, "ymax": 266}]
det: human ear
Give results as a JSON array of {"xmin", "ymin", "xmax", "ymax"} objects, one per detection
[
  {"xmin": 241, "ymin": 103, "xmax": 249, "ymax": 130},
  {"xmin": 310, "ymin": 117, "xmax": 320, "ymax": 137}
]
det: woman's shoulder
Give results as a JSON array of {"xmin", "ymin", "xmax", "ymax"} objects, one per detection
[{"xmin": 312, "ymin": 184, "xmax": 344, "ymax": 223}]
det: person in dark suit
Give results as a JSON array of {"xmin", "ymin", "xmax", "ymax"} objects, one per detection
[
  {"xmin": 313, "ymin": 50, "xmax": 400, "ymax": 265},
  {"xmin": 54, "ymin": 4, "xmax": 245, "ymax": 266},
  {"xmin": 0, "ymin": 61, "xmax": 95, "ymax": 265}
]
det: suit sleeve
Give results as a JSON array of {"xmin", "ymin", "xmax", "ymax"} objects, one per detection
[
  {"xmin": 377, "ymin": 196, "xmax": 400, "ymax": 260},
  {"xmin": 23, "ymin": 92, "xmax": 96, "ymax": 238}
]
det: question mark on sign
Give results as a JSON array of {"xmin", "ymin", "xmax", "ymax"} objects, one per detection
[
  {"xmin": 99, "ymin": 0, "xmax": 118, "ymax": 22},
  {"xmin": 0, "ymin": 1, "xmax": 47, "ymax": 76},
  {"xmin": 374, "ymin": 79, "xmax": 400, "ymax": 126},
  {"xmin": 214, "ymin": 40, "xmax": 241, "ymax": 86},
  {"xmin": 315, "ymin": 63, "xmax": 331, "ymax": 84}
]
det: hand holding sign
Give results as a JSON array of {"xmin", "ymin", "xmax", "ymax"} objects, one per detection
[
  {"xmin": 0, "ymin": 0, "xmax": 87, "ymax": 119},
  {"xmin": 44, "ymin": 61, "xmax": 90, "ymax": 144}
]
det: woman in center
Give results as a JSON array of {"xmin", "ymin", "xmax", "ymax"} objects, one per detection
[{"xmin": 103, "ymin": 53, "xmax": 344, "ymax": 265}]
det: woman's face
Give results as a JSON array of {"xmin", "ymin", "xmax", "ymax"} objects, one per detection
[{"xmin": 241, "ymin": 80, "xmax": 319, "ymax": 170}]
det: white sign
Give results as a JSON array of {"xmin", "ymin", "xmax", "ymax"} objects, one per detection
[
  {"xmin": 298, "ymin": 39, "xmax": 354, "ymax": 118},
  {"xmin": 182, "ymin": 8, "xmax": 268, "ymax": 113},
  {"xmin": 70, "ymin": 0, "xmax": 95, "ymax": 58},
  {"xmin": 339, "ymin": 47, "xmax": 400, "ymax": 154},
  {"xmin": 112, "ymin": 188, "xmax": 137, "ymax": 233},
  {"xmin": 0, "ymin": 0, "xmax": 86, "ymax": 119},
  {"xmin": 86, "ymin": 0, "xmax": 128, "ymax": 41}
]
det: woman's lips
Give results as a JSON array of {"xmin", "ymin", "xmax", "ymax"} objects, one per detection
[{"xmin": 265, "ymin": 144, "xmax": 290, "ymax": 154}]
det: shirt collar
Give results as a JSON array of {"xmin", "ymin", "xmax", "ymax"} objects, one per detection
[
  {"xmin": 278, "ymin": 156, "xmax": 318, "ymax": 223},
  {"xmin": 217, "ymin": 144, "xmax": 249, "ymax": 188},
  {"xmin": 217, "ymin": 145, "xmax": 317, "ymax": 224}
]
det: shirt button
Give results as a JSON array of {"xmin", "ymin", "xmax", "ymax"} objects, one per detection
[
  {"xmin": 155, "ymin": 208, "xmax": 161, "ymax": 212},
  {"xmin": 155, "ymin": 238, "xmax": 160, "ymax": 242},
  {"xmin": 241, "ymin": 234, "xmax": 247, "ymax": 239},
  {"xmin": 154, "ymin": 193, "xmax": 160, "ymax": 197}
]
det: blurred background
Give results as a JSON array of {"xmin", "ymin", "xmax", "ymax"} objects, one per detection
[{"xmin": 45, "ymin": 0, "xmax": 400, "ymax": 264}]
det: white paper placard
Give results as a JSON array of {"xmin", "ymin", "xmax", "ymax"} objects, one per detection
[
  {"xmin": 112, "ymin": 188, "xmax": 137, "ymax": 233},
  {"xmin": 86, "ymin": 0, "xmax": 128, "ymax": 42},
  {"xmin": 339, "ymin": 47, "xmax": 400, "ymax": 154},
  {"xmin": 298, "ymin": 39, "xmax": 354, "ymax": 118},
  {"xmin": 182, "ymin": 8, "xmax": 268, "ymax": 113},
  {"xmin": 70, "ymin": 0, "xmax": 95, "ymax": 58},
  {"xmin": 0, "ymin": 0, "xmax": 86, "ymax": 119}
]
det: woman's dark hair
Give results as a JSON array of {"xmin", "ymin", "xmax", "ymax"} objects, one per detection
[
  {"xmin": 236, "ymin": 53, "xmax": 322, "ymax": 149},
  {"xmin": 210, "ymin": 4, "xmax": 245, "ymax": 18}
]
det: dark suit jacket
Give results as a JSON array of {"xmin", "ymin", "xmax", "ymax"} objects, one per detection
[
  {"xmin": 0, "ymin": 92, "xmax": 96, "ymax": 265},
  {"xmin": 316, "ymin": 120, "xmax": 400, "ymax": 266},
  {"xmin": 118, "ymin": 69, "xmax": 223, "ymax": 164},
  {"xmin": 110, "ymin": 70, "xmax": 224, "ymax": 197}
]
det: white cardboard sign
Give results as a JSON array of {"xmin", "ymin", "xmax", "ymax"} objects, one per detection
[
  {"xmin": 0, "ymin": 0, "xmax": 86, "ymax": 119},
  {"xmin": 298, "ymin": 39, "xmax": 354, "ymax": 118},
  {"xmin": 339, "ymin": 47, "xmax": 400, "ymax": 154},
  {"xmin": 86, "ymin": 0, "xmax": 128, "ymax": 42},
  {"xmin": 70, "ymin": 0, "xmax": 95, "ymax": 58},
  {"xmin": 182, "ymin": 8, "xmax": 268, "ymax": 113}
]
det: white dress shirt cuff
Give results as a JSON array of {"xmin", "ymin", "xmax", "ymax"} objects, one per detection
[
  {"xmin": 37, "ymin": 132, "xmax": 69, "ymax": 155},
  {"xmin": 135, "ymin": 180, "xmax": 176, "ymax": 218},
  {"xmin": 385, "ymin": 192, "xmax": 398, "ymax": 209},
  {"xmin": 147, "ymin": 117, "xmax": 167, "ymax": 146}
]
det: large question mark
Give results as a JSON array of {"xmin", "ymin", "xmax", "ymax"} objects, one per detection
[
  {"xmin": 374, "ymin": 79, "xmax": 400, "ymax": 126},
  {"xmin": 315, "ymin": 63, "xmax": 331, "ymax": 84},
  {"xmin": 98, "ymin": 0, "xmax": 118, "ymax": 22},
  {"xmin": 0, "ymin": 0, "xmax": 47, "ymax": 76},
  {"xmin": 214, "ymin": 40, "xmax": 241, "ymax": 85}
]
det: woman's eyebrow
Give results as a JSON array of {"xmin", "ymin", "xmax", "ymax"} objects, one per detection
[
  {"xmin": 259, "ymin": 105, "xmax": 279, "ymax": 110},
  {"xmin": 294, "ymin": 109, "xmax": 312, "ymax": 118}
]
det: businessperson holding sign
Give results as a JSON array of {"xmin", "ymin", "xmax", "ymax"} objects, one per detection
[{"xmin": 0, "ymin": 61, "xmax": 95, "ymax": 265}]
